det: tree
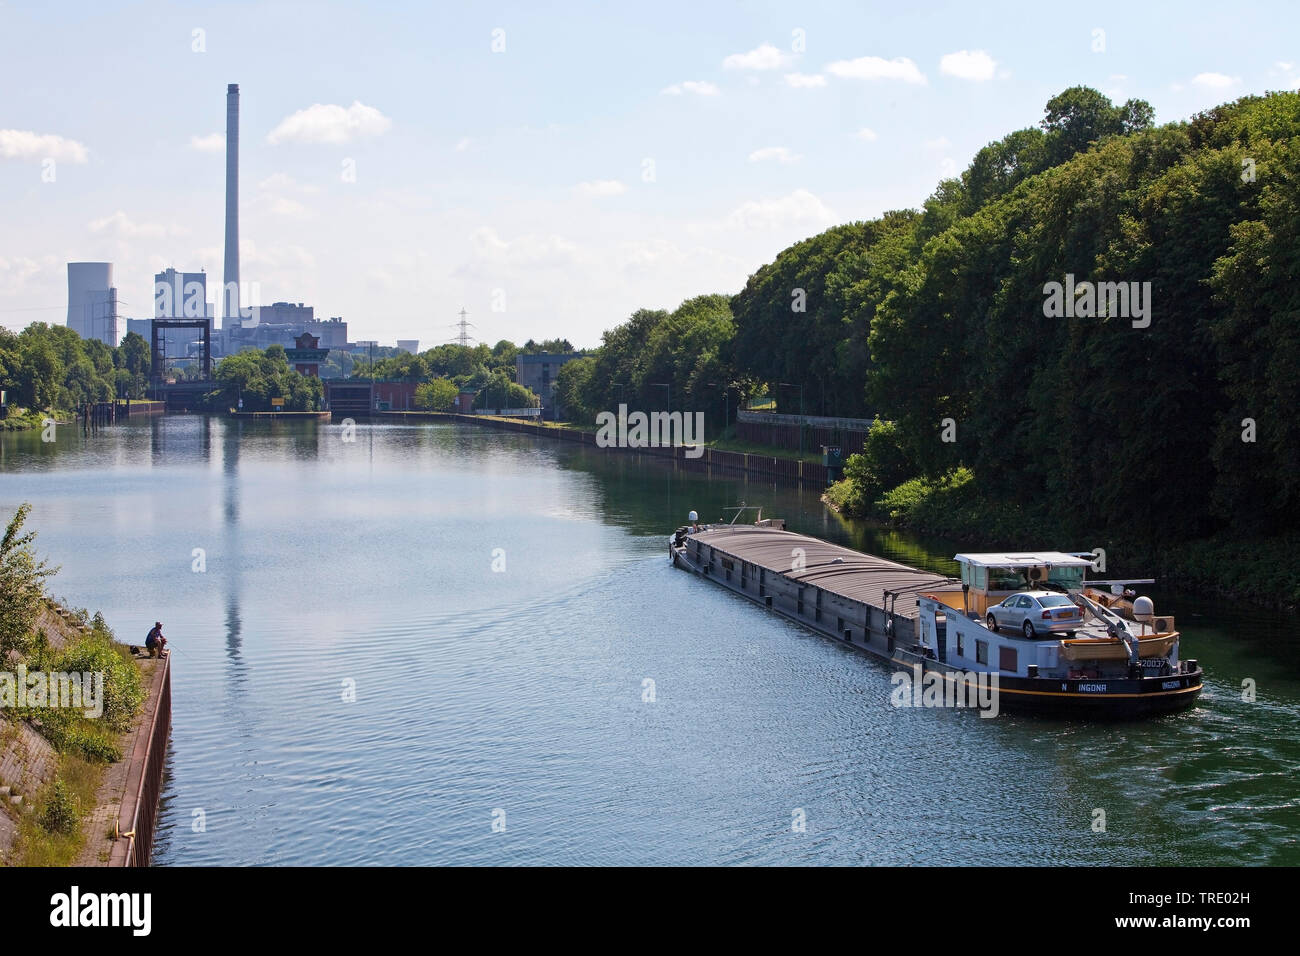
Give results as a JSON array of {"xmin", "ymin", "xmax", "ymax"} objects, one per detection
[
  {"xmin": 554, "ymin": 355, "xmax": 595, "ymax": 422},
  {"xmin": 1041, "ymin": 86, "xmax": 1154, "ymax": 165},
  {"xmin": 415, "ymin": 378, "xmax": 458, "ymax": 411},
  {"xmin": 0, "ymin": 503, "xmax": 57, "ymax": 657}
]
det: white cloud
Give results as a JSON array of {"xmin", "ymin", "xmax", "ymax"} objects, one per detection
[
  {"xmin": 784, "ymin": 72, "xmax": 826, "ymax": 88},
  {"xmin": 0, "ymin": 255, "xmax": 51, "ymax": 292},
  {"xmin": 1191, "ymin": 72, "xmax": 1240, "ymax": 89},
  {"xmin": 0, "ymin": 129, "xmax": 89, "ymax": 163},
  {"xmin": 269, "ymin": 197, "xmax": 310, "ymax": 218},
  {"xmin": 720, "ymin": 188, "xmax": 835, "ymax": 231},
  {"xmin": 454, "ymin": 137, "xmax": 472, "ymax": 152},
  {"xmin": 661, "ymin": 80, "xmax": 720, "ymax": 96},
  {"xmin": 939, "ymin": 50, "xmax": 997, "ymax": 82},
  {"xmin": 924, "ymin": 136, "xmax": 951, "ymax": 151},
  {"xmin": 825, "ymin": 56, "xmax": 926, "ymax": 85},
  {"xmin": 748, "ymin": 146, "xmax": 801, "ymax": 164},
  {"xmin": 458, "ymin": 228, "xmax": 585, "ymax": 275},
  {"xmin": 573, "ymin": 179, "xmax": 627, "ymax": 198},
  {"xmin": 87, "ymin": 211, "xmax": 173, "ymax": 239},
  {"xmin": 267, "ymin": 101, "xmax": 392, "ymax": 145},
  {"xmin": 257, "ymin": 172, "xmax": 320, "ymax": 194},
  {"xmin": 855, "ymin": 128, "xmax": 878, "ymax": 142},
  {"xmin": 189, "ymin": 133, "xmax": 225, "ymax": 152},
  {"xmin": 198, "ymin": 240, "xmax": 316, "ymax": 273},
  {"xmin": 723, "ymin": 43, "xmax": 787, "ymax": 71},
  {"xmin": 617, "ymin": 238, "xmax": 685, "ymax": 272},
  {"xmin": 939, "ymin": 157, "xmax": 958, "ymax": 177}
]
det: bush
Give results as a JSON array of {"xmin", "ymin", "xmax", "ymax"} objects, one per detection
[
  {"xmin": 40, "ymin": 779, "xmax": 80, "ymax": 835},
  {"xmin": 35, "ymin": 710, "xmax": 122, "ymax": 762},
  {"xmin": 52, "ymin": 632, "xmax": 145, "ymax": 733},
  {"xmin": 846, "ymin": 420, "xmax": 913, "ymax": 496}
]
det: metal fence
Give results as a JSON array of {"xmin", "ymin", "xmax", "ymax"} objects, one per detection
[{"xmin": 120, "ymin": 655, "xmax": 171, "ymax": 867}]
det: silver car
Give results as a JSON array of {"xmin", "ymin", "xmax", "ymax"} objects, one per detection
[{"xmin": 986, "ymin": 591, "xmax": 1083, "ymax": 637}]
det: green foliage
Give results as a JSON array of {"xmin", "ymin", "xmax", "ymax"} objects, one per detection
[
  {"xmin": 840, "ymin": 87, "xmax": 1300, "ymax": 552},
  {"xmin": 0, "ymin": 323, "xmax": 148, "ymax": 414},
  {"xmin": 474, "ymin": 370, "xmax": 538, "ymax": 410},
  {"xmin": 0, "ymin": 503, "xmax": 57, "ymax": 657},
  {"xmin": 553, "ymin": 355, "xmax": 596, "ymax": 421},
  {"xmin": 563, "ymin": 295, "xmax": 739, "ymax": 429},
  {"xmin": 414, "ymin": 377, "xmax": 458, "ymax": 411},
  {"xmin": 39, "ymin": 715, "xmax": 123, "ymax": 762},
  {"xmin": 40, "ymin": 778, "xmax": 80, "ymax": 835},
  {"xmin": 837, "ymin": 419, "xmax": 914, "ymax": 515},
  {"xmin": 206, "ymin": 346, "xmax": 324, "ymax": 412},
  {"xmin": 51, "ymin": 631, "xmax": 145, "ymax": 733}
]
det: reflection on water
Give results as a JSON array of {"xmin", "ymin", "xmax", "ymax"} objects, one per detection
[{"xmin": 2, "ymin": 415, "xmax": 1297, "ymax": 865}]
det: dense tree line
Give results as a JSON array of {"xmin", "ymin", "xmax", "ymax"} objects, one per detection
[
  {"xmin": 349, "ymin": 338, "xmax": 567, "ymax": 409},
  {"xmin": 852, "ymin": 87, "xmax": 1299, "ymax": 544},
  {"xmin": 555, "ymin": 295, "xmax": 738, "ymax": 426},
  {"xmin": 556, "ymin": 87, "xmax": 1299, "ymax": 560},
  {"xmin": 0, "ymin": 324, "xmax": 150, "ymax": 418}
]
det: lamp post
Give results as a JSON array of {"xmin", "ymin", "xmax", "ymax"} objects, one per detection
[
  {"xmin": 779, "ymin": 381, "xmax": 805, "ymax": 458},
  {"xmin": 707, "ymin": 381, "xmax": 735, "ymax": 437}
]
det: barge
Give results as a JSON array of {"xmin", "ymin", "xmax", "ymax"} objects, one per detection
[{"xmin": 670, "ymin": 513, "xmax": 1202, "ymax": 718}]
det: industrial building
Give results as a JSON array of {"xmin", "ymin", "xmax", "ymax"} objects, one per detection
[
  {"xmin": 66, "ymin": 261, "xmax": 119, "ymax": 346},
  {"xmin": 150, "ymin": 268, "xmax": 216, "ymax": 362},
  {"xmin": 516, "ymin": 351, "xmax": 584, "ymax": 413}
]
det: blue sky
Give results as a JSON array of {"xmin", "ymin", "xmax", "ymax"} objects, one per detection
[{"xmin": 2, "ymin": 0, "xmax": 1297, "ymax": 347}]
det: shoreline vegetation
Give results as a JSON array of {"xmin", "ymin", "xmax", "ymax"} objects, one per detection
[
  {"xmin": 820, "ymin": 473, "xmax": 1298, "ymax": 612},
  {"xmin": 0, "ymin": 504, "xmax": 147, "ymax": 865}
]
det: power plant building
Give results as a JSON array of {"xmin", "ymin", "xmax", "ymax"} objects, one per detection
[
  {"xmin": 66, "ymin": 261, "xmax": 119, "ymax": 346},
  {"xmin": 152, "ymin": 267, "xmax": 216, "ymax": 361}
]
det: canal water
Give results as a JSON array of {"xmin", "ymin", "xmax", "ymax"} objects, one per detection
[{"xmin": 1, "ymin": 416, "xmax": 1296, "ymax": 865}]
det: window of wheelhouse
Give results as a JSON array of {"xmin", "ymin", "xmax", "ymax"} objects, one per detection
[
  {"xmin": 989, "ymin": 567, "xmax": 1021, "ymax": 591},
  {"xmin": 1047, "ymin": 566, "xmax": 1085, "ymax": 590},
  {"xmin": 961, "ymin": 563, "xmax": 988, "ymax": 590}
]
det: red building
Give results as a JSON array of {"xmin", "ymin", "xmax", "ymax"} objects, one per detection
[{"xmin": 286, "ymin": 332, "xmax": 329, "ymax": 377}]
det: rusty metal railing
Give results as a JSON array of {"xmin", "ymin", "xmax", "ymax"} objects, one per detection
[{"xmin": 122, "ymin": 654, "xmax": 171, "ymax": 866}]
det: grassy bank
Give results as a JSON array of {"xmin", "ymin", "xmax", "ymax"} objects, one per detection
[
  {"xmin": 0, "ymin": 408, "xmax": 74, "ymax": 432},
  {"xmin": 9, "ymin": 754, "xmax": 103, "ymax": 866},
  {"xmin": 2, "ymin": 607, "xmax": 147, "ymax": 866}
]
